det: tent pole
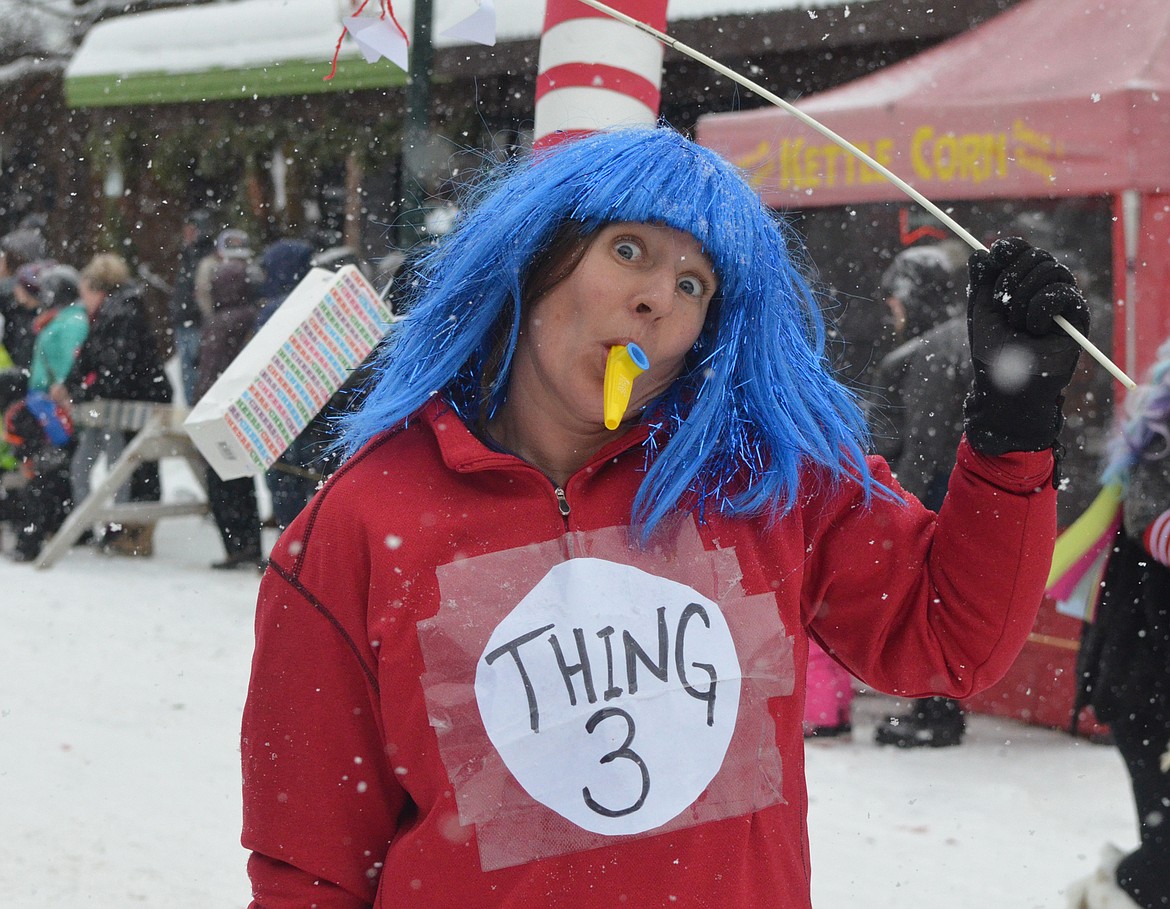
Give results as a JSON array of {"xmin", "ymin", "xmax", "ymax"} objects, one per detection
[
  {"xmin": 574, "ymin": 0, "xmax": 1136, "ymax": 389},
  {"xmin": 1121, "ymin": 190, "xmax": 1141, "ymax": 381}
]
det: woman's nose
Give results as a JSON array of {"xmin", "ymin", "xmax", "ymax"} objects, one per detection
[{"xmin": 631, "ymin": 270, "xmax": 676, "ymax": 317}]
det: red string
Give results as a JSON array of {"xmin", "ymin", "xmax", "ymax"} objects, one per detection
[
  {"xmin": 324, "ymin": 0, "xmax": 408, "ymax": 82},
  {"xmin": 382, "ymin": 0, "xmax": 409, "ymax": 40}
]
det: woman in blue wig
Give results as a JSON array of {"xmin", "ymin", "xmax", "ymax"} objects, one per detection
[{"xmin": 242, "ymin": 126, "xmax": 1088, "ymax": 909}]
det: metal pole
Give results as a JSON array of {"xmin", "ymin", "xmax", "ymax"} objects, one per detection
[
  {"xmin": 399, "ymin": 0, "xmax": 434, "ymax": 249},
  {"xmin": 1121, "ymin": 190, "xmax": 1140, "ymax": 382}
]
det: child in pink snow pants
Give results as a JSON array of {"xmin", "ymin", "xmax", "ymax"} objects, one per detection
[{"xmin": 805, "ymin": 640, "xmax": 854, "ymax": 736}]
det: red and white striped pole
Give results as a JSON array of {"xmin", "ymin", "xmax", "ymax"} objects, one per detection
[{"xmin": 533, "ymin": 0, "xmax": 670, "ymax": 150}]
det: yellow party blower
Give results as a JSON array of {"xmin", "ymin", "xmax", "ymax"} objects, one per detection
[{"xmin": 603, "ymin": 342, "xmax": 650, "ymax": 430}]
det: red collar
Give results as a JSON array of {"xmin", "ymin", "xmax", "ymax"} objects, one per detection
[{"xmin": 419, "ymin": 397, "xmax": 650, "ymax": 480}]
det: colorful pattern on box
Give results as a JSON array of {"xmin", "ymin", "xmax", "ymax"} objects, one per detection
[{"xmin": 225, "ymin": 269, "xmax": 390, "ymax": 471}]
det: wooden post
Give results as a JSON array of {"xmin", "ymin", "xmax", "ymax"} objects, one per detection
[{"xmin": 345, "ymin": 150, "xmax": 363, "ymax": 255}]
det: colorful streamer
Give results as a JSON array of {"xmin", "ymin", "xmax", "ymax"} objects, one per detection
[{"xmin": 1045, "ymin": 482, "xmax": 1122, "ymax": 621}]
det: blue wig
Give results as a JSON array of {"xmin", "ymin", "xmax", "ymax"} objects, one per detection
[
  {"xmin": 1102, "ymin": 336, "xmax": 1170, "ymax": 488},
  {"xmin": 340, "ymin": 126, "xmax": 885, "ymax": 538}
]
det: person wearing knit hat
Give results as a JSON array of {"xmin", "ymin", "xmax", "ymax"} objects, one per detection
[
  {"xmin": 258, "ymin": 238, "xmax": 313, "ymax": 305},
  {"xmin": 215, "ymin": 228, "xmax": 253, "ymax": 261},
  {"xmin": 14, "ymin": 261, "xmax": 50, "ymax": 300},
  {"xmin": 868, "ymin": 241, "xmax": 971, "ymax": 749},
  {"xmin": 1, "ymin": 230, "xmax": 49, "ymax": 376},
  {"xmin": 191, "ymin": 228, "xmax": 255, "ymax": 332},
  {"xmin": 14, "ymin": 264, "xmax": 87, "ymax": 395},
  {"xmin": 9, "ymin": 262, "xmax": 66, "ymax": 394},
  {"xmin": 877, "ymin": 242, "xmax": 965, "ymax": 342}
]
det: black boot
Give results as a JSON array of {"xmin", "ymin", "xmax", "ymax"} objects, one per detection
[
  {"xmin": 211, "ymin": 547, "xmax": 266, "ymax": 571},
  {"xmin": 804, "ymin": 718, "xmax": 853, "ymax": 739},
  {"xmin": 874, "ymin": 697, "xmax": 965, "ymax": 748}
]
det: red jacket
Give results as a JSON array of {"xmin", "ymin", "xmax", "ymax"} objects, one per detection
[{"xmin": 242, "ymin": 397, "xmax": 1056, "ymax": 908}]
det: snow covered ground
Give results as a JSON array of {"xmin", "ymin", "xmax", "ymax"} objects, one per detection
[{"xmin": 0, "ymin": 460, "xmax": 1137, "ymax": 908}]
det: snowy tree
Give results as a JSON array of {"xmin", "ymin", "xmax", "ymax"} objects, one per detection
[
  {"xmin": 0, "ymin": 4, "xmax": 43, "ymax": 62},
  {"xmin": 0, "ymin": 0, "xmax": 75, "ymax": 63}
]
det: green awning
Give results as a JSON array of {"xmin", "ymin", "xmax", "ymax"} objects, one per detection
[{"xmin": 66, "ymin": 58, "xmax": 405, "ymax": 108}]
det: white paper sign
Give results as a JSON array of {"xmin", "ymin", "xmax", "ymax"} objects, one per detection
[
  {"xmin": 344, "ymin": 15, "xmax": 410, "ymax": 70},
  {"xmin": 474, "ymin": 557, "xmax": 741, "ymax": 836},
  {"xmin": 439, "ymin": 0, "xmax": 497, "ymax": 46}
]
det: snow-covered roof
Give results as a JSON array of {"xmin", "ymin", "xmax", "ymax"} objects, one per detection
[
  {"xmin": 67, "ymin": 0, "xmax": 355, "ymax": 79},
  {"xmin": 64, "ymin": 0, "xmax": 864, "ymax": 106}
]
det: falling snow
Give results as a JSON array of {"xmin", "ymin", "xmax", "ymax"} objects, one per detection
[{"xmin": 0, "ymin": 462, "xmax": 1135, "ymax": 907}]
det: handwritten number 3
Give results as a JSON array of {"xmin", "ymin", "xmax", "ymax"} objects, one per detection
[{"xmin": 582, "ymin": 707, "xmax": 650, "ymax": 818}]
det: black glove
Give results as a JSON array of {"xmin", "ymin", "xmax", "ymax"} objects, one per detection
[{"xmin": 964, "ymin": 237, "xmax": 1090, "ymax": 457}]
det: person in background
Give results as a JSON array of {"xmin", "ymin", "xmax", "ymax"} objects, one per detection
[
  {"xmin": 239, "ymin": 127, "xmax": 1087, "ymax": 909},
  {"xmin": 0, "ymin": 228, "xmax": 49, "ymax": 405},
  {"xmin": 1069, "ymin": 341, "xmax": 1170, "ymax": 909},
  {"xmin": 0, "ymin": 260, "xmax": 53, "ymax": 545},
  {"xmin": 824, "ymin": 287, "xmax": 899, "ymax": 416},
  {"xmin": 9, "ymin": 262, "xmax": 56, "ymax": 331},
  {"xmin": 871, "ymin": 242, "xmax": 969, "ymax": 508},
  {"xmin": 253, "ymin": 238, "xmax": 320, "ymax": 531},
  {"xmin": 193, "ymin": 228, "xmax": 255, "ymax": 337},
  {"xmin": 802, "ymin": 268, "xmax": 915, "ymax": 739},
  {"xmin": 169, "ymin": 210, "xmax": 216, "ymax": 406},
  {"xmin": 803, "ymin": 640, "xmax": 855, "ymax": 738},
  {"xmin": 0, "ymin": 263, "xmax": 85, "ymax": 560},
  {"xmin": 22, "ymin": 264, "xmax": 88, "ymax": 397},
  {"xmin": 54, "ymin": 253, "xmax": 173, "ymax": 557},
  {"xmin": 868, "ymin": 242, "xmax": 971, "ymax": 748},
  {"xmin": 1, "ymin": 388, "xmax": 73, "ymax": 562},
  {"xmin": 197, "ymin": 258, "xmax": 264, "ymax": 570},
  {"xmin": 256, "ymin": 238, "xmax": 315, "ymax": 328},
  {"xmin": 0, "ymin": 340, "xmax": 18, "ymax": 476}
]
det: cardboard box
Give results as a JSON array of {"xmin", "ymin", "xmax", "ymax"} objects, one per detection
[{"xmin": 184, "ymin": 265, "xmax": 391, "ymax": 480}]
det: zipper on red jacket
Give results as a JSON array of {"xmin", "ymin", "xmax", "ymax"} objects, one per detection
[{"xmin": 553, "ymin": 485, "xmax": 576, "ymax": 558}]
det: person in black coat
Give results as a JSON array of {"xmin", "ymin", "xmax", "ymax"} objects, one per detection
[
  {"xmin": 197, "ymin": 259, "xmax": 264, "ymax": 570},
  {"xmin": 170, "ymin": 209, "xmax": 216, "ymax": 405},
  {"xmin": 1071, "ymin": 342, "xmax": 1170, "ymax": 909},
  {"xmin": 868, "ymin": 241, "xmax": 971, "ymax": 748},
  {"xmin": 53, "ymin": 253, "xmax": 173, "ymax": 556},
  {"xmin": 252, "ymin": 239, "xmax": 319, "ymax": 530},
  {"xmin": 2, "ymin": 391, "xmax": 74, "ymax": 562},
  {"xmin": 867, "ymin": 242, "xmax": 968, "ymax": 474},
  {"xmin": 0, "ymin": 228, "xmax": 48, "ymax": 407}
]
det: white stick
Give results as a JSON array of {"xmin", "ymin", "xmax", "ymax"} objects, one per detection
[{"xmin": 574, "ymin": 0, "xmax": 1136, "ymax": 390}]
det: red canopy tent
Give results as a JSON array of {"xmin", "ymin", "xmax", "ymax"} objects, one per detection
[
  {"xmin": 697, "ymin": 0, "xmax": 1170, "ymax": 385},
  {"xmin": 698, "ymin": 0, "xmax": 1170, "ymax": 732}
]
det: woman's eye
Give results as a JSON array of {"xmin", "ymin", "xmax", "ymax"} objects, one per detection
[
  {"xmin": 678, "ymin": 275, "xmax": 706, "ymax": 297},
  {"xmin": 614, "ymin": 239, "xmax": 642, "ymax": 261}
]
